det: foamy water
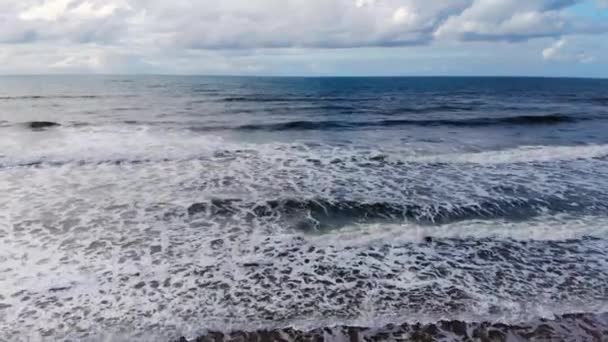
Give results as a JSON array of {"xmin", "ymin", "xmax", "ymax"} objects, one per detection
[{"xmin": 1, "ymin": 76, "xmax": 608, "ymax": 341}]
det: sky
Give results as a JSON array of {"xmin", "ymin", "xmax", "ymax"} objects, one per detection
[{"xmin": 0, "ymin": 0, "xmax": 607, "ymax": 77}]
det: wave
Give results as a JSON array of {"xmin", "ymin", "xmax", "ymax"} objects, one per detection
[
  {"xmin": 591, "ymin": 96, "xmax": 608, "ymax": 105},
  {"xmin": 220, "ymin": 96, "xmax": 374, "ymax": 103},
  {"xmin": 3, "ymin": 141, "xmax": 608, "ymax": 170},
  {"xmin": 221, "ymin": 97, "xmax": 476, "ymax": 112},
  {"xmin": 186, "ymin": 196, "xmax": 602, "ymax": 229},
  {"xmin": 24, "ymin": 121, "xmax": 61, "ymax": 130},
  {"xmin": 312, "ymin": 217, "xmax": 608, "ymax": 244},
  {"xmin": 565, "ymin": 96, "xmax": 608, "ymax": 106},
  {"xmin": 228, "ymin": 114, "xmax": 590, "ymax": 131},
  {"xmin": 394, "ymin": 104, "xmax": 477, "ymax": 113},
  {"xmin": 1, "ymin": 113, "xmax": 594, "ymax": 133},
  {"xmin": 414, "ymin": 144, "xmax": 608, "ymax": 164},
  {"xmin": 0, "ymin": 95, "xmax": 135, "ymax": 100}
]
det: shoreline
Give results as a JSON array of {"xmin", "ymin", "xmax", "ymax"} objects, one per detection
[{"xmin": 173, "ymin": 312, "xmax": 608, "ymax": 342}]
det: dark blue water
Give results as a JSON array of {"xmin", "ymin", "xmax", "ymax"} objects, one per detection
[{"xmin": 1, "ymin": 76, "xmax": 608, "ymax": 341}]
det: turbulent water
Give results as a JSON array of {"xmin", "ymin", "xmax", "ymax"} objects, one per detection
[{"xmin": 1, "ymin": 76, "xmax": 608, "ymax": 341}]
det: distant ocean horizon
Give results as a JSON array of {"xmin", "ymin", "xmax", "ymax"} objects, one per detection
[
  {"xmin": 2, "ymin": 74, "xmax": 608, "ymax": 80},
  {"xmin": 1, "ymin": 75, "xmax": 608, "ymax": 341}
]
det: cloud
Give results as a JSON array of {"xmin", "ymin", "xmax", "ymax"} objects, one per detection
[
  {"xmin": 19, "ymin": 0, "xmax": 71, "ymax": 21},
  {"xmin": 18, "ymin": 0, "xmax": 130, "ymax": 21},
  {"xmin": 131, "ymin": 0, "xmax": 473, "ymax": 49},
  {"xmin": 434, "ymin": 0, "xmax": 607, "ymax": 42},
  {"xmin": 6, "ymin": 0, "xmax": 607, "ymax": 49},
  {"xmin": 0, "ymin": 0, "xmax": 607, "ymax": 74},
  {"xmin": 1, "ymin": 0, "xmax": 132, "ymax": 44},
  {"xmin": 542, "ymin": 37, "xmax": 595, "ymax": 63},
  {"xmin": 542, "ymin": 38, "xmax": 567, "ymax": 59}
]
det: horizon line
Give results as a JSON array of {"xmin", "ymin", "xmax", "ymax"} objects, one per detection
[{"xmin": 0, "ymin": 74, "xmax": 607, "ymax": 80}]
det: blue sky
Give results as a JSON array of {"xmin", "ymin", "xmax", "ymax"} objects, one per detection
[{"xmin": 0, "ymin": 0, "xmax": 607, "ymax": 77}]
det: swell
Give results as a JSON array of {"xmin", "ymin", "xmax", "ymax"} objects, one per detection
[
  {"xmin": 563, "ymin": 96, "xmax": 608, "ymax": 106},
  {"xmin": 0, "ymin": 114, "xmax": 595, "ymax": 133},
  {"xmin": 0, "ymin": 95, "xmax": 135, "ymax": 100},
  {"xmin": 186, "ymin": 197, "xmax": 605, "ymax": 229},
  {"xmin": 220, "ymin": 96, "xmax": 370, "ymax": 103},
  {"xmin": 220, "ymin": 94, "xmax": 606, "ymax": 108},
  {"xmin": 234, "ymin": 114, "xmax": 589, "ymax": 131},
  {"xmin": 221, "ymin": 97, "xmax": 476, "ymax": 112},
  {"xmin": 591, "ymin": 96, "xmax": 608, "ymax": 105}
]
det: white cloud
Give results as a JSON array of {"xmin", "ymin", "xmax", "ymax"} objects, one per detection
[
  {"xmin": 0, "ymin": 0, "xmax": 607, "ymax": 74},
  {"xmin": 433, "ymin": 0, "xmax": 600, "ymax": 41},
  {"xmin": 70, "ymin": 1, "xmax": 126, "ymax": 19},
  {"xmin": 542, "ymin": 37, "xmax": 596, "ymax": 63},
  {"xmin": 6, "ymin": 0, "xmax": 608, "ymax": 49},
  {"xmin": 19, "ymin": 0, "xmax": 71, "ymax": 21},
  {"xmin": 392, "ymin": 6, "xmax": 417, "ymax": 25},
  {"xmin": 19, "ymin": 0, "xmax": 129, "ymax": 21},
  {"xmin": 122, "ymin": 0, "xmax": 608, "ymax": 50},
  {"xmin": 131, "ymin": 0, "xmax": 468, "ymax": 49},
  {"xmin": 542, "ymin": 38, "xmax": 567, "ymax": 60}
]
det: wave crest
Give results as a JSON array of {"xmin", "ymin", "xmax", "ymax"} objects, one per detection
[
  {"xmin": 234, "ymin": 114, "xmax": 588, "ymax": 131},
  {"xmin": 186, "ymin": 196, "xmax": 600, "ymax": 230}
]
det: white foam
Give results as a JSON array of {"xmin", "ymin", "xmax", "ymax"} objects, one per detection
[
  {"xmin": 308, "ymin": 215, "xmax": 608, "ymax": 247},
  {"xmin": 0, "ymin": 125, "xmax": 227, "ymax": 166},
  {"xmin": 408, "ymin": 144, "xmax": 608, "ymax": 164},
  {"xmin": 2, "ymin": 127, "xmax": 608, "ymax": 341},
  {"xmin": 2, "ymin": 124, "xmax": 608, "ymax": 167}
]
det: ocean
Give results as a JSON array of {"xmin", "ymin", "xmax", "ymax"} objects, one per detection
[{"xmin": 1, "ymin": 76, "xmax": 608, "ymax": 341}]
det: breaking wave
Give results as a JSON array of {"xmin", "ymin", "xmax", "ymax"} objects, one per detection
[{"xmin": 186, "ymin": 196, "xmax": 606, "ymax": 230}]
